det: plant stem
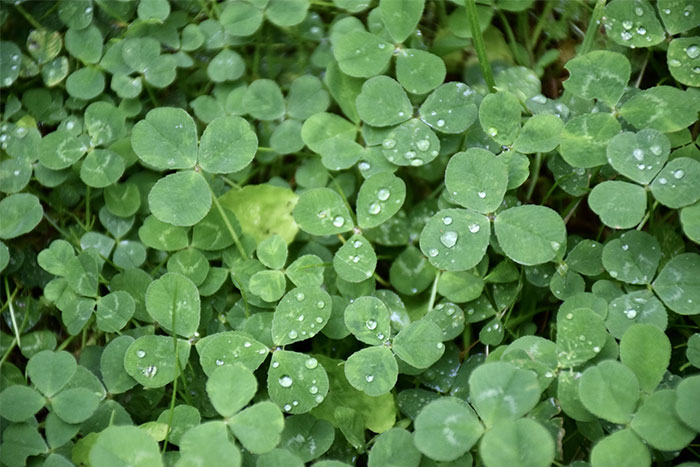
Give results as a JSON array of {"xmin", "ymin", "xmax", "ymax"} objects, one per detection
[
  {"xmin": 428, "ymin": 271, "xmax": 441, "ymax": 312},
  {"xmin": 464, "ymin": 0, "xmax": 496, "ymax": 93},
  {"xmin": 526, "ymin": 153, "xmax": 542, "ymax": 201},
  {"xmin": 207, "ymin": 180, "xmax": 248, "ymax": 259},
  {"xmin": 529, "ymin": 2, "xmax": 555, "ymax": 53},
  {"xmin": 4, "ymin": 278, "xmax": 21, "ymax": 347},
  {"xmin": 15, "ymin": 3, "xmax": 44, "ymax": 30},
  {"xmin": 579, "ymin": 0, "xmax": 607, "ymax": 55}
]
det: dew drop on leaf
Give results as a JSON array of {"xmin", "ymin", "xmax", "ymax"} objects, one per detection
[
  {"xmin": 142, "ymin": 365, "xmax": 157, "ymax": 378},
  {"xmin": 440, "ymin": 231, "xmax": 458, "ymax": 248},
  {"xmin": 366, "ymin": 319, "xmax": 377, "ymax": 330},
  {"xmin": 304, "ymin": 357, "xmax": 318, "ymax": 369},
  {"xmin": 468, "ymin": 223, "xmax": 480, "ymax": 233},
  {"xmin": 365, "ymin": 374, "xmax": 374, "ymax": 382},
  {"xmin": 332, "ymin": 216, "xmax": 345, "ymax": 227},
  {"xmin": 377, "ymin": 188, "xmax": 390, "ymax": 201},
  {"xmin": 369, "ymin": 202, "xmax": 382, "ymax": 215},
  {"xmin": 136, "ymin": 350, "xmax": 146, "ymax": 358},
  {"xmin": 278, "ymin": 375, "xmax": 293, "ymax": 387}
]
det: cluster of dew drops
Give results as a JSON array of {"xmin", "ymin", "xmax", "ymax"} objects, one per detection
[
  {"xmin": 273, "ymin": 356, "xmax": 325, "ymax": 411},
  {"xmin": 428, "ymin": 215, "xmax": 481, "ymax": 258}
]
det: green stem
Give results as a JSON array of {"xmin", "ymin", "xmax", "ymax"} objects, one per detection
[
  {"xmin": 526, "ymin": 153, "xmax": 542, "ymax": 201},
  {"xmin": 0, "ymin": 339, "xmax": 17, "ymax": 368},
  {"xmin": 636, "ymin": 200, "xmax": 658, "ymax": 231},
  {"xmin": 428, "ymin": 271, "xmax": 441, "ymax": 312},
  {"xmin": 15, "ymin": 3, "xmax": 44, "ymax": 30},
  {"xmin": 579, "ymin": 0, "xmax": 607, "ymax": 55},
  {"xmin": 4, "ymin": 278, "xmax": 21, "ymax": 347},
  {"xmin": 464, "ymin": 0, "xmax": 496, "ymax": 93},
  {"xmin": 529, "ymin": 1, "xmax": 555, "ymax": 53},
  {"xmin": 497, "ymin": 11, "xmax": 522, "ymax": 66},
  {"xmin": 207, "ymin": 179, "xmax": 248, "ymax": 259}
]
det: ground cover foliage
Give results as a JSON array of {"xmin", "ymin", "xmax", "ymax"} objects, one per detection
[{"xmin": 0, "ymin": 0, "xmax": 699, "ymax": 465}]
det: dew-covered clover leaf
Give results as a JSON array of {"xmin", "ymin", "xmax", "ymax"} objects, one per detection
[
  {"xmin": 293, "ymin": 187, "xmax": 354, "ymax": 236},
  {"xmin": 333, "ymin": 234, "xmax": 377, "ymax": 283},
  {"xmin": 145, "ymin": 272, "xmax": 200, "ymax": 338},
  {"xmin": 603, "ymin": 0, "xmax": 665, "ymax": 49},
  {"xmin": 413, "ymin": 397, "xmax": 483, "ymax": 462},
  {"xmin": 606, "ymin": 290, "xmax": 668, "ymax": 339},
  {"xmin": 620, "ymin": 86, "xmax": 700, "ymax": 133},
  {"xmin": 379, "ymin": 0, "xmax": 424, "ymax": 42},
  {"xmin": 652, "ymin": 252, "xmax": 700, "ymax": 316},
  {"xmin": 267, "ymin": 350, "xmax": 329, "ymax": 414},
  {"xmin": 418, "ymin": 84, "xmax": 477, "ymax": 136},
  {"xmin": 355, "ymin": 76, "xmax": 412, "ymax": 127},
  {"xmin": 419, "ymin": 208, "xmax": 490, "ymax": 271},
  {"xmin": 478, "ymin": 91, "xmax": 521, "ymax": 146},
  {"xmin": 380, "ymin": 118, "xmax": 440, "ymax": 167},
  {"xmin": 392, "ymin": 319, "xmax": 444, "ymax": 368},
  {"xmin": 344, "ymin": 296, "xmax": 391, "ymax": 345},
  {"xmin": 667, "ymin": 37, "xmax": 700, "ymax": 87},
  {"xmin": 607, "ymin": 129, "xmax": 670, "ymax": 185},
  {"xmin": 344, "ymin": 345, "xmax": 398, "ymax": 396},
  {"xmin": 563, "ymin": 50, "xmax": 630, "ymax": 106},
  {"xmin": 131, "ymin": 107, "xmax": 197, "ymax": 170},
  {"xmin": 272, "ymin": 287, "xmax": 332, "ymax": 345},
  {"xmin": 559, "ymin": 113, "xmax": 621, "ymax": 168},
  {"xmin": 333, "ymin": 31, "xmax": 393, "ymax": 78},
  {"xmin": 395, "ymin": 49, "xmax": 445, "ymax": 95},
  {"xmin": 556, "ymin": 307, "xmax": 607, "ymax": 367},
  {"xmin": 579, "ymin": 360, "xmax": 640, "ymax": 424},
  {"xmin": 601, "ymin": 230, "xmax": 660, "ymax": 284},
  {"xmin": 0, "ymin": 193, "xmax": 43, "ymax": 240},
  {"xmin": 356, "ymin": 172, "xmax": 406, "ymax": 229},
  {"xmin": 445, "ymin": 148, "xmax": 508, "ymax": 213},
  {"xmin": 124, "ymin": 335, "xmax": 190, "ymax": 388},
  {"xmin": 650, "ymin": 157, "xmax": 700, "ymax": 209},
  {"xmin": 196, "ymin": 331, "xmax": 269, "ymax": 375},
  {"xmin": 494, "ymin": 205, "xmax": 566, "ymax": 265},
  {"xmin": 588, "ymin": 181, "xmax": 647, "ymax": 229},
  {"xmin": 468, "ymin": 361, "xmax": 541, "ymax": 427}
]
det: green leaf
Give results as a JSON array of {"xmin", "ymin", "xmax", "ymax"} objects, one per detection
[
  {"xmin": 380, "ymin": 118, "xmax": 440, "ymax": 167},
  {"xmin": 413, "ymin": 397, "xmax": 483, "ymax": 462},
  {"xmin": 286, "ymin": 254, "xmax": 325, "ymax": 287},
  {"xmin": 651, "ymin": 157, "xmax": 700, "ymax": 209},
  {"xmin": 419, "ymin": 208, "xmax": 490, "ymax": 271},
  {"xmin": 324, "ymin": 60, "xmax": 363, "ymax": 124},
  {"xmin": 588, "ymin": 181, "xmax": 647, "ymax": 229},
  {"xmin": 630, "ymin": 389, "xmax": 696, "ymax": 451},
  {"xmin": 65, "ymin": 67, "xmax": 105, "ymax": 100},
  {"xmin": 52, "ymin": 387, "xmax": 100, "ymax": 423},
  {"xmin": 272, "ymin": 287, "xmax": 332, "ymax": 345},
  {"xmin": 199, "ymin": 116, "xmax": 257, "ymax": 174},
  {"xmin": 132, "ymin": 107, "xmax": 197, "ymax": 170},
  {"xmin": 675, "ymin": 375, "xmax": 700, "ymax": 432},
  {"xmin": 395, "ymin": 49, "xmax": 445, "ymax": 95},
  {"xmin": 293, "ymin": 187, "xmax": 353, "ymax": 236},
  {"xmin": 479, "ymin": 418, "xmax": 555, "ymax": 467},
  {"xmin": 333, "ymin": 31, "xmax": 393, "ymax": 78},
  {"xmin": 90, "ymin": 426, "xmax": 163, "ymax": 467},
  {"xmin": 267, "ymin": 350, "xmax": 329, "ymax": 413},
  {"xmin": 0, "ymin": 193, "xmax": 43, "ymax": 240},
  {"xmin": 80, "ymin": 149, "xmax": 125, "ymax": 188},
  {"xmin": 287, "ymin": 75, "xmax": 330, "ymax": 121},
  {"xmin": 333, "ymin": 234, "xmax": 377, "ymax": 283},
  {"xmin": 0, "ymin": 41, "xmax": 22, "ymax": 88},
  {"xmin": 556, "ymin": 307, "xmax": 607, "ymax": 367},
  {"xmin": 84, "ymin": 101, "xmax": 125, "ymax": 147},
  {"xmin": 590, "ymin": 429, "xmax": 650, "ymax": 467},
  {"xmin": 250, "ymin": 270, "xmax": 286, "ymax": 302},
  {"xmin": 606, "ymin": 290, "xmax": 668, "ymax": 339},
  {"xmin": 445, "ymin": 148, "xmax": 508, "ymax": 213},
  {"xmin": 207, "ymin": 49, "xmax": 245, "ymax": 83},
  {"xmin": 123, "ymin": 334, "xmax": 190, "ymax": 388},
  {"xmin": 243, "ymin": 79, "xmax": 286, "ymax": 121},
  {"xmin": 602, "ymin": 230, "xmax": 660, "ymax": 284},
  {"xmin": 607, "ymin": 129, "xmax": 670, "ymax": 185},
  {"xmin": 658, "ymin": 0, "xmax": 700, "ymax": 34},
  {"xmin": 668, "ymin": 37, "xmax": 700, "ymax": 87},
  {"xmin": 356, "ymin": 75, "xmax": 412, "ymax": 127},
  {"xmin": 0, "ymin": 241, "xmax": 8, "ymax": 273},
  {"xmin": 392, "ymin": 320, "xmax": 445, "ymax": 368},
  {"xmin": 620, "ymin": 324, "xmax": 671, "ymax": 393},
  {"xmin": 681, "ymin": 200, "xmax": 700, "ymax": 243},
  {"xmin": 122, "ymin": 37, "xmax": 160, "ymax": 73},
  {"xmin": 0, "ymin": 385, "xmax": 45, "ymax": 422},
  {"xmin": 344, "ymin": 345, "xmax": 397, "ymax": 396},
  {"xmin": 100, "ymin": 335, "xmax": 138, "ymax": 394},
  {"xmin": 65, "ymin": 25, "xmax": 103, "ymax": 64},
  {"xmin": 579, "ymin": 360, "xmax": 640, "ymax": 424},
  {"xmin": 512, "ymin": 113, "xmax": 563, "ymax": 154},
  {"xmin": 220, "ymin": 1, "xmax": 263, "ymax": 36},
  {"xmin": 148, "ymin": 170, "xmax": 212, "ymax": 226},
  {"xmin": 266, "ymin": 0, "xmax": 309, "ymax": 26},
  {"xmin": 176, "ymin": 422, "xmax": 241, "ymax": 467},
  {"xmin": 279, "ymin": 414, "xmax": 334, "ymax": 462},
  {"xmin": 138, "ymin": 0, "xmax": 170, "ymax": 21},
  {"xmin": 26, "ymin": 350, "xmax": 77, "ymax": 398},
  {"xmin": 603, "ymin": 0, "xmax": 665, "ymax": 48},
  {"xmin": 0, "ymin": 157, "xmax": 32, "ymax": 193},
  {"xmin": 620, "ymin": 86, "xmax": 700, "ymax": 133},
  {"xmin": 145, "ymin": 272, "xmax": 200, "ymax": 338},
  {"xmin": 468, "ymin": 362, "xmax": 541, "ymax": 427},
  {"xmin": 139, "ymin": 215, "xmax": 188, "ymax": 251},
  {"xmin": 229, "ymin": 402, "xmax": 284, "ymax": 454},
  {"xmin": 0, "ymin": 423, "xmax": 48, "ymax": 467},
  {"xmin": 206, "ymin": 363, "xmax": 257, "ymax": 417},
  {"xmin": 563, "ymin": 51, "xmax": 631, "ymax": 106},
  {"xmin": 96, "ymin": 291, "xmax": 135, "ymax": 332},
  {"xmin": 478, "ymin": 91, "xmax": 521, "ymax": 146},
  {"xmin": 419, "ymin": 82, "xmax": 478, "ymax": 134},
  {"xmin": 197, "ymin": 331, "xmax": 269, "ymax": 375},
  {"xmin": 167, "ymin": 248, "xmax": 210, "ymax": 286},
  {"xmin": 494, "ymin": 205, "xmax": 566, "ymax": 266},
  {"xmin": 356, "ymin": 172, "xmax": 406, "ymax": 229},
  {"xmin": 379, "ymin": 0, "xmax": 424, "ymax": 42},
  {"xmin": 560, "ymin": 113, "xmax": 621, "ymax": 168},
  {"xmin": 344, "ymin": 296, "xmax": 391, "ymax": 345},
  {"xmin": 38, "ymin": 239, "xmax": 75, "ymax": 276},
  {"xmin": 257, "ymin": 234, "xmax": 288, "ymax": 270},
  {"xmin": 368, "ymin": 427, "xmax": 421, "ymax": 467},
  {"xmin": 652, "ymin": 253, "xmax": 700, "ymax": 316}
]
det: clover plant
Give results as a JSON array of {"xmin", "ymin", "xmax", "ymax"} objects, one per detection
[{"xmin": 1, "ymin": 0, "xmax": 700, "ymax": 466}]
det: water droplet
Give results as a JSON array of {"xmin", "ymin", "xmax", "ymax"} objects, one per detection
[
  {"xmin": 437, "ymin": 342, "xmax": 444, "ymax": 349},
  {"xmin": 283, "ymin": 403, "xmax": 292, "ymax": 411},
  {"xmin": 437, "ymin": 119, "xmax": 445, "ymax": 127},
  {"xmin": 351, "ymin": 255, "xmax": 360, "ymax": 263},
  {"xmin": 621, "ymin": 31, "xmax": 632, "ymax": 41},
  {"xmin": 142, "ymin": 365, "xmax": 158, "ymax": 378},
  {"xmin": 317, "ymin": 300, "xmax": 325, "ymax": 309},
  {"xmin": 404, "ymin": 151, "xmax": 416, "ymax": 160},
  {"xmin": 634, "ymin": 6, "xmax": 644, "ymax": 16},
  {"xmin": 532, "ymin": 94, "xmax": 547, "ymax": 104},
  {"xmin": 416, "ymin": 139, "xmax": 430, "ymax": 151},
  {"xmin": 378, "ymin": 43, "xmax": 385, "ymax": 49},
  {"xmin": 66, "ymin": 121, "xmax": 75, "ymax": 130},
  {"xmin": 669, "ymin": 58, "xmax": 681, "ymax": 67},
  {"xmin": 136, "ymin": 350, "xmax": 146, "ymax": 358},
  {"xmin": 593, "ymin": 346, "xmax": 601, "ymax": 352},
  {"xmin": 216, "ymin": 359, "xmax": 224, "ymax": 366},
  {"xmin": 625, "ymin": 309, "xmax": 638, "ymax": 319},
  {"xmin": 664, "ymin": 8, "xmax": 671, "ymax": 14},
  {"xmin": 410, "ymin": 159, "xmax": 423, "ymax": 166},
  {"xmin": 637, "ymin": 163, "xmax": 646, "ymax": 170},
  {"xmin": 244, "ymin": 341, "xmax": 251, "ymax": 348},
  {"xmin": 305, "ymin": 358, "xmax": 318, "ymax": 369},
  {"xmin": 440, "ymin": 231, "xmax": 458, "ymax": 248},
  {"xmin": 297, "ymin": 314, "xmax": 305, "ymax": 321},
  {"xmin": 288, "ymin": 330, "xmax": 298, "ymax": 339},
  {"xmin": 428, "ymin": 248, "xmax": 439, "ymax": 257},
  {"xmin": 272, "ymin": 361, "xmax": 280, "ymax": 368},
  {"xmin": 468, "ymin": 223, "xmax": 480, "ymax": 233},
  {"xmin": 622, "ymin": 20, "xmax": 633, "ymax": 30},
  {"xmin": 296, "ymin": 292, "xmax": 305, "ymax": 301},
  {"xmin": 365, "ymin": 374, "xmax": 374, "ymax": 382},
  {"xmin": 477, "ymin": 191, "xmax": 487, "ymax": 199},
  {"xmin": 368, "ymin": 202, "xmax": 382, "ymax": 215},
  {"xmin": 633, "ymin": 148, "xmax": 644, "ymax": 161},
  {"xmin": 358, "ymin": 161, "xmax": 370, "ymax": 171},
  {"xmin": 621, "ymin": 244, "xmax": 629, "ymax": 251},
  {"xmin": 636, "ymin": 26, "xmax": 646, "ymax": 35},
  {"xmin": 382, "ymin": 138, "xmax": 397, "ymax": 149},
  {"xmin": 309, "ymin": 385, "xmax": 319, "ymax": 394},
  {"xmin": 14, "ymin": 127, "xmax": 27, "ymax": 138},
  {"xmin": 658, "ymin": 177, "xmax": 667, "ymax": 185},
  {"xmin": 398, "ymin": 111, "xmax": 405, "ymax": 117},
  {"xmin": 443, "ymin": 216, "xmax": 453, "ymax": 225},
  {"xmin": 315, "ymin": 395, "xmax": 324, "ymax": 403},
  {"xmin": 694, "ymin": 66, "xmax": 700, "ymax": 74},
  {"xmin": 566, "ymin": 313, "xmax": 574, "ymax": 320},
  {"xmin": 487, "ymin": 127, "xmax": 498, "ymax": 137},
  {"xmin": 333, "ymin": 216, "xmax": 345, "ymax": 227},
  {"xmin": 279, "ymin": 375, "xmax": 293, "ymax": 387},
  {"xmin": 377, "ymin": 188, "xmax": 391, "ymax": 201},
  {"xmin": 650, "ymin": 145, "xmax": 662, "ymax": 156},
  {"xmin": 673, "ymin": 169, "xmax": 685, "ymax": 179},
  {"xmin": 366, "ymin": 319, "xmax": 377, "ymax": 330}
]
